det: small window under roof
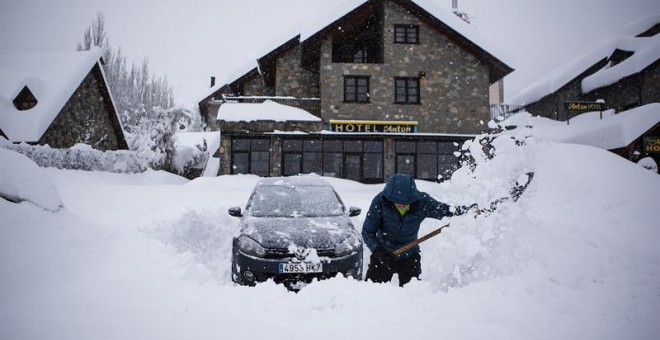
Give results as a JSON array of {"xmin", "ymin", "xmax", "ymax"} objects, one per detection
[
  {"xmin": 608, "ymin": 49, "xmax": 635, "ymax": 67},
  {"xmin": 13, "ymin": 86, "xmax": 38, "ymax": 111}
]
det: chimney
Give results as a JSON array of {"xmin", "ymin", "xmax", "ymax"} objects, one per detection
[
  {"xmin": 210, "ymin": 76, "xmax": 216, "ymax": 88},
  {"xmin": 452, "ymin": 0, "xmax": 458, "ymax": 11}
]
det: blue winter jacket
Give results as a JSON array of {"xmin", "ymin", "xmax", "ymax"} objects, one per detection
[{"xmin": 361, "ymin": 174, "xmax": 454, "ymax": 259}]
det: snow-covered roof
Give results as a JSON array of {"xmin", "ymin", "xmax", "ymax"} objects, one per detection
[
  {"xmin": 0, "ymin": 47, "xmax": 108, "ymax": 142},
  {"xmin": 201, "ymin": 0, "xmax": 511, "ymax": 103},
  {"xmin": 503, "ymin": 103, "xmax": 660, "ymax": 150},
  {"xmin": 512, "ymin": 14, "xmax": 660, "ymax": 105},
  {"xmin": 582, "ymin": 35, "xmax": 660, "ymax": 94},
  {"xmin": 299, "ymin": 0, "xmax": 368, "ymax": 41},
  {"xmin": 217, "ymin": 100, "xmax": 321, "ymax": 122}
]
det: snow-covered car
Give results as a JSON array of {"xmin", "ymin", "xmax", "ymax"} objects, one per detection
[{"xmin": 229, "ymin": 176, "xmax": 363, "ymax": 288}]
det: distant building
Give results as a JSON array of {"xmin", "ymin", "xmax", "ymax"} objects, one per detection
[
  {"xmin": 0, "ymin": 47, "xmax": 127, "ymax": 151},
  {"xmin": 199, "ymin": 0, "xmax": 513, "ymax": 182},
  {"xmin": 513, "ymin": 15, "xmax": 660, "ymax": 121}
]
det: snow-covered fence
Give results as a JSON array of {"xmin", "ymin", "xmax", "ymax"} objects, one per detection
[
  {"xmin": 1, "ymin": 143, "xmax": 148, "ymax": 174},
  {"xmin": 490, "ymin": 104, "xmax": 525, "ymax": 120}
]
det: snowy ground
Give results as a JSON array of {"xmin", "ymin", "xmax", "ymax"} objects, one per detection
[{"xmin": 1, "ymin": 117, "xmax": 659, "ymax": 339}]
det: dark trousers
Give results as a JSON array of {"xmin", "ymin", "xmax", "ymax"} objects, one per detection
[{"xmin": 365, "ymin": 252, "xmax": 421, "ymax": 287}]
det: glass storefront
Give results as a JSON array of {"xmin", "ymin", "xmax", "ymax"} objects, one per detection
[
  {"xmin": 229, "ymin": 135, "xmax": 463, "ymax": 183},
  {"xmin": 282, "ymin": 138, "xmax": 384, "ymax": 183}
]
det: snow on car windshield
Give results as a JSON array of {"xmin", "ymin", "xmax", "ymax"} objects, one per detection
[{"xmin": 248, "ymin": 185, "xmax": 344, "ymax": 217}]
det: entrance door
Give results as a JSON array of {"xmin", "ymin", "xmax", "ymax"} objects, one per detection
[{"xmin": 344, "ymin": 154, "xmax": 362, "ymax": 182}]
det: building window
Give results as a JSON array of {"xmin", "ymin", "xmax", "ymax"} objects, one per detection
[
  {"xmin": 394, "ymin": 140, "xmax": 459, "ymax": 181},
  {"xmin": 282, "ymin": 138, "xmax": 383, "ymax": 183},
  {"xmin": 231, "ymin": 138, "xmax": 270, "ymax": 177},
  {"xmin": 394, "ymin": 25, "xmax": 419, "ymax": 44},
  {"xmin": 344, "ymin": 76, "xmax": 370, "ymax": 103},
  {"xmin": 13, "ymin": 86, "xmax": 38, "ymax": 111},
  {"xmin": 353, "ymin": 47, "xmax": 369, "ymax": 63},
  {"xmin": 395, "ymin": 77, "xmax": 420, "ymax": 104}
]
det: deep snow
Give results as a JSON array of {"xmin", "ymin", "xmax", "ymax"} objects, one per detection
[{"xmin": 1, "ymin": 115, "xmax": 659, "ymax": 339}]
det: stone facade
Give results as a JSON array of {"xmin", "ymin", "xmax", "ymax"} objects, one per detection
[
  {"xmin": 319, "ymin": 1, "xmax": 490, "ymax": 134},
  {"xmin": 218, "ymin": 120, "xmax": 324, "ymax": 133},
  {"xmin": 243, "ymin": 72, "xmax": 274, "ymax": 97},
  {"xmin": 200, "ymin": 0, "xmax": 503, "ymax": 135},
  {"xmin": 276, "ymin": 44, "xmax": 320, "ymax": 98},
  {"xmin": 200, "ymin": 0, "xmax": 511, "ymax": 182},
  {"xmin": 38, "ymin": 64, "xmax": 127, "ymax": 151}
]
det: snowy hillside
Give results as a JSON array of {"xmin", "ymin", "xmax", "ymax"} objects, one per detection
[{"xmin": 1, "ymin": 116, "xmax": 659, "ymax": 339}]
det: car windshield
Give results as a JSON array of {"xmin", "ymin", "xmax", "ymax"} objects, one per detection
[{"xmin": 248, "ymin": 185, "xmax": 344, "ymax": 217}]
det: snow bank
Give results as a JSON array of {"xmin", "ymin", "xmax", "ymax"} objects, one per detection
[
  {"xmin": 2, "ymin": 117, "xmax": 660, "ymax": 339},
  {"xmin": 0, "ymin": 148, "xmax": 62, "ymax": 211}
]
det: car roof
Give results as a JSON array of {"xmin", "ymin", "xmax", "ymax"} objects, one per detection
[{"xmin": 255, "ymin": 175, "xmax": 334, "ymax": 188}]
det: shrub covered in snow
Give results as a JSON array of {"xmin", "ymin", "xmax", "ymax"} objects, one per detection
[
  {"xmin": 126, "ymin": 106, "xmax": 180, "ymax": 172},
  {"xmin": 1, "ymin": 140, "xmax": 147, "ymax": 174},
  {"xmin": 0, "ymin": 148, "xmax": 63, "ymax": 212}
]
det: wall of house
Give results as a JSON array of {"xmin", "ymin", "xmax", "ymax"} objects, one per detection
[
  {"xmin": 276, "ymin": 44, "xmax": 320, "ymax": 98},
  {"xmin": 318, "ymin": 0, "xmax": 491, "ymax": 134},
  {"xmin": 524, "ymin": 77, "xmax": 584, "ymax": 121},
  {"xmin": 587, "ymin": 60, "xmax": 660, "ymax": 110},
  {"xmin": 526, "ymin": 60, "xmax": 659, "ymax": 120},
  {"xmin": 39, "ymin": 64, "xmax": 125, "ymax": 151},
  {"xmin": 242, "ymin": 72, "xmax": 274, "ymax": 96},
  {"xmin": 643, "ymin": 61, "xmax": 660, "ymax": 104}
]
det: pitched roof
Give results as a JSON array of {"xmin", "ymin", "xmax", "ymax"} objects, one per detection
[
  {"xmin": 503, "ymin": 103, "xmax": 660, "ymax": 150},
  {"xmin": 200, "ymin": 0, "xmax": 513, "ymax": 102},
  {"xmin": 512, "ymin": 14, "xmax": 660, "ymax": 105},
  {"xmin": 0, "ymin": 47, "xmax": 117, "ymax": 142}
]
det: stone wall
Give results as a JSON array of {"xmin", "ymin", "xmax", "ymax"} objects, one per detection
[
  {"xmin": 524, "ymin": 76, "xmax": 584, "ymax": 121},
  {"xmin": 588, "ymin": 61, "xmax": 660, "ymax": 111},
  {"xmin": 39, "ymin": 64, "xmax": 126, "ymax": 151},
  {"xmin": 276, "ymin": 44, "xmax": 320, "ymax": 98},
  {"xmin": 242, "ymin": 72, "xmax": 274, "ymax": 96},
  {"xmin": 218, "ymin": 120, "xmax": 323, "ymax": 133},
  {"xmin": 318, "ymin": 0, "xmax": 491, "ymax": 134}
]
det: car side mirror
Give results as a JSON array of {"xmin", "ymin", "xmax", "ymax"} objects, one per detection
[
  {"xmin": 228, "ymin": 207, "xmax": 243, "ymax": 217},
  {"xmin": 348, "ymin": 207, "xmax": 361, "ymax": 217}
]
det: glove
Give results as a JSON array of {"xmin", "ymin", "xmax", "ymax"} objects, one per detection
[{"xmin": 373, "ymin": 247, "xmax": 396, "ymax": 264}]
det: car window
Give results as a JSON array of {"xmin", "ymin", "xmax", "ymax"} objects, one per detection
[{"xmin": 248, "ymin": 185, "xmax": 344, "ymax": 217}]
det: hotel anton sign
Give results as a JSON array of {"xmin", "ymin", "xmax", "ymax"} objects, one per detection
[{"xmin": 329, "ymin": 120, "xmax": 418, "ymax": 133}]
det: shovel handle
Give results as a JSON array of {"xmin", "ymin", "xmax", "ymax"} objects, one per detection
[{"xmin": 392, "ymin": 224, "xmax": 450, "ymax": 256}]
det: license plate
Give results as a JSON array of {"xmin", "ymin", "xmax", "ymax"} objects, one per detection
[{"xmin": 279, "ymin": 262, "xmax": 323, "ymax": 273}]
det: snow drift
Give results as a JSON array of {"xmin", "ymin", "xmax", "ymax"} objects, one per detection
[{"xmin": 1, "ymin": 115, "xmax": 659, "ymax": 339}]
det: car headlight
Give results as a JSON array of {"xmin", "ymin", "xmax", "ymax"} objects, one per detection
[
  {"xmin": 237, "ymin": 236, "xmax": 266, "ymax": 257},
  {"xmin": 334, "ymin": 234, "xmax": 360, "ymax": 257}
]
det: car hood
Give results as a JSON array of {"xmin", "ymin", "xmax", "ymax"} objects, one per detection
[{"xmin": 239, "ymin": 215, "xmax": 357, "ymax": 250}]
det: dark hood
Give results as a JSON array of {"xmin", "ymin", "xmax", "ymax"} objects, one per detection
[
  {"xmin": 382, "ymin": 173, "xmax": 421, "ymax": 205},
  {"xmin": 239, "ymin": 216, "xmax": 356, "ymax": 249}
]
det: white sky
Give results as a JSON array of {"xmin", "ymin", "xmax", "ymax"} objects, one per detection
[{"xmin": 1, "ymin": 0, "xmax": 658, "ymax": 108}]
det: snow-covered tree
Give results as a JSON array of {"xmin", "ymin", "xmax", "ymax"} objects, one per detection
[
  {"xmin": 127, "ymin": 106, "xmax": 177, "ymax": 171},
  {"xmin": 76, "ymin": 12, "xmax": 176, "ymax": 134},
  {"xmin": 74, "ymin": 12, "xmax": 211, "ymax": 174}
]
